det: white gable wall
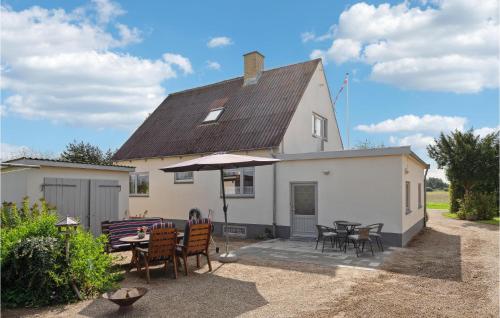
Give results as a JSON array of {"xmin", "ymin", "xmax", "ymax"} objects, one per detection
[{"xmin": 280, "ymin": 62, "xmax": 343, "ymax": 154}]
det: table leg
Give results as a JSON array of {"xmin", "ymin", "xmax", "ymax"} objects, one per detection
[{"xmin": 129, "ymin": 243, "xmax": 138, "ymax": 272}]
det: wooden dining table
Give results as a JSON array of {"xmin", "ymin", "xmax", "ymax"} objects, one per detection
[{"xmin": 119, "ymin": 232, "xmax": 184, "ymax": 270}]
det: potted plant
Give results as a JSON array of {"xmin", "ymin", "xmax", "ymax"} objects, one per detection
[{"xmin": 137, "ymin": 226, "xmax": 148, "ymax": 239}]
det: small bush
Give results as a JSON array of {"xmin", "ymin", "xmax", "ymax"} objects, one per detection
[
  {"xmin": 1, "ymin": 237, "xmax": 72, "ymax": 307},
  {"xmin": 458, "ymin": 192, "xmax": 498, "ymax": 221},
  {"xmin": 1, "ymin": 198, "xmax": 119, "ymax": 308},
  {"xmin": 68, "ymin": 229, "xmax": 121, "ymax": 298}
]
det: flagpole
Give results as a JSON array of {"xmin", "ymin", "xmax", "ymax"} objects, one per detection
[{"xmin": 345, "ymin": 73, "xmax": 350, "ymax": 149}]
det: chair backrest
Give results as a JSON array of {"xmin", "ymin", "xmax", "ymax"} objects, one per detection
[
  {"xmin": 106, "ymin": 218, "xmax": 162, "ymax": 248},
  {"xmin": 316, "ymin": 225, "xmax": 331, "ymax": 237},
  {"xmin": 357, "ymin": 227, "xmax": 370, "ymax": 239},
  {"xmin": 333, "ymin": 220, "xmax": 348, "ymax": 231},
  {"xmin": 367, "ymin": 223, "xmax": 383, "ymax": 234},
  {"xmin": 148, "ymin": 222, "xmax": 177, "ymax": 261},
  {"xmin": 183, "ymin": 218, "xmax": 211, "ymax": 254}
]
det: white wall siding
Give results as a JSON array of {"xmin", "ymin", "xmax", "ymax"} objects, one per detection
[
  {"xmin": 276, "ymin": 155, "xmax": 403, "ymax": 234},
  {"xmin": 1, "ymin": 168, "xmax": 29, "ymax": 204},
  {"xmin": 402, "ymin": 155, "xmax": 426, "ymax": 232},
  {"xmin": 281, "ymin": 62, "xmax": 343, "ymax": 154},
  {"xmin": 122, "ymin": 149, "xmax": 275, "ymax": 225},
  {"xmin": 1, "ymin": 167, "xmax": 130, "ymax": 220}
]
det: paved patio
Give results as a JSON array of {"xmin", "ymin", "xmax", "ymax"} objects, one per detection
[{"xmin": 235, "ymin": 238, "xmax": 397, "ymax": 270}]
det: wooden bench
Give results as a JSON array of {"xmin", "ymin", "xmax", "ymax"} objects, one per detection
[{"xmin": 101, "ymin": 218, "xmax": 163, "ymax": 252}]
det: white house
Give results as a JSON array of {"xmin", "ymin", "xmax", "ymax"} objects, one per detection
[
  {"xmin": 1, "ymin": 158, "xmax": 134, "ymax": 235},
  {"xmin": 113, "ymin": 52, "xmax": 429, "ymax": 247}
]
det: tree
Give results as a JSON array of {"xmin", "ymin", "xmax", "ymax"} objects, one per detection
[
  {"xmin": 427, "ymin": 129, "xmax": 498, "ymax": 201},
  {"xmin": 427, "ymin": 177, "xmax": 449, "ymax": 191},
  {"xmin": 60, "ymin": 141, "xmax": 115, "ymax": 165},
  {"xmin": 354, "ymin": 139, "xmax": 385, "ymax": 149}
]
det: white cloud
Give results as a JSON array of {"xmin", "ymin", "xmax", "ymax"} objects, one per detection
[
  {"xmin": 301, "ymin": 26, "xmax": 336, "ymax": 43},
  {"xmin": 389, "ymin": 133, "xmax": 435, "ymax": 148},
  {"xmin": 309, "ymin": 49, "xmax": 327, "ymax": 62},
  {"xmin": 0, "ymin": 143, "xmax": 56, "ymax": 160},
  {"xmin": 206, "ymin": 60, "xmax": 221, "ymax": 70},
  {"xmin": 301, "ymin": 32, "xmax": 316, "ymax": 43},
  {"xmin": 0, "ymin": 1, "xmax": 193, "ymax": 129},
  {"xmin": 356, "ymin": 114, "xmax": 466, "ymax": 133},
  {"xmin": 207, "ymin": 36, "xmax": 232, "ymax": 48},
  {"xmin": 309, "ymin": 0, "xmax": 499, "ymax": 93},
  {"xmin": 474, "ymin": 126, "xmax": 500, "ymax": 137},
  {"xmin": 162, "ymin": 53, "xmax": 193, "ymax": 75}
]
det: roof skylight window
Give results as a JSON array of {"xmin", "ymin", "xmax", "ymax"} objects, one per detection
[{"xmin": 203, "ymin": 108, "xmax": 224, "ymax": 122}]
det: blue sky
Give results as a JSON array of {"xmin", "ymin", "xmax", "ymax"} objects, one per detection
[{"xmin": 1, "ymin": 0, "xmax": 498, "ymax": 179}]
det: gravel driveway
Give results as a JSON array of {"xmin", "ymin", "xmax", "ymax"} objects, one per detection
[{"xmin": 3, "ymin": 210, "xmax": 498, "ymax": 317}]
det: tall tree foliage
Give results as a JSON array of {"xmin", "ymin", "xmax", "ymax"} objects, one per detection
[
  {"xmin": 60, "ymin": 141, "xmax": 115, "ymax": 165},
  {"xmin": 427, "ymin": 129, "xmax": 499, "ymax": 209}
]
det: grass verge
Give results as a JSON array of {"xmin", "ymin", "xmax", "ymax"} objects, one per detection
[{"xmin": 427, "ymin": 202, "xmax": 450, "ymax": 210}]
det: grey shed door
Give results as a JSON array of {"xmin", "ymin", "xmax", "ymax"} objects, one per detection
[
  {"xmin": 290, "ymin": 182, "xmax": 318, "ymax": 238},
  {"xmin": 43, "ymin": 177, "xmax": 119, "ymax": 235}
]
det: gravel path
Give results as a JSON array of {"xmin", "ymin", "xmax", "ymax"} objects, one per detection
[
  {"xmin": 313, "ymin": 210, "xmax": 499, "ymax": 317},
  {"xmin": 3, "ymin": 211, "xmax": 498, "ymax": 317}
]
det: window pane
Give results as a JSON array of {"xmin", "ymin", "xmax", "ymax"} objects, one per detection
[
  {"xmin": 243, "ymin": 168, "xmax": 255, "ymax": 195},
  {"xmin": 405, "ymin": 182, "xmax": 410, "ymax": 208},
  {"xmin": 204, "ymin": 108, "xmax": 223, "ymax": 122},
  {"xmin": 175, "ymin": 171, "xmax": 193, "ymax": 183},
  {"xmin": 223, "ymin": 169, "xmax": 240, "ymax": 195},
  {"xmin": 294, "ymin": 185, "xmax": 315, "ymax": 215},
  {"xmin": 137, "ymin": 174, "xmax": 149, "ymax": 194},
  {"xmin": 129, "ymin": 174, "xmax": 136, "ymax": 194}
]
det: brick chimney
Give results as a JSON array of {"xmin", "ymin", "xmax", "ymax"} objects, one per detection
[{"xmin": 243, "ymin": 51, "xmax": 264, "ymax": 85}]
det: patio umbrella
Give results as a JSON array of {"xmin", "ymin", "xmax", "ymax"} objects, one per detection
[{"xmin": 160, "ymin": 152, "xmax": 279, "ymax": 263}]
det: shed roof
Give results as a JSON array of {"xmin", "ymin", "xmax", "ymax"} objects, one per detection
[
  {"xmin": 113, "ymin": 59, "xmax": 321, "ymax": 160},
  {"xmin": 2, "ymin": 157, "xmax": 135, "ymax": 172}
]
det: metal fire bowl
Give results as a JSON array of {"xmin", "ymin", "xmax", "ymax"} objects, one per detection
[{"xmin": 103, "ymin": 287, "xmax": 148, "ymax": 307}]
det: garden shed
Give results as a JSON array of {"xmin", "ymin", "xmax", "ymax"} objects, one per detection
[{"xmin": 1, "ymin": 158, "xmax": 134, "ymax": 235}]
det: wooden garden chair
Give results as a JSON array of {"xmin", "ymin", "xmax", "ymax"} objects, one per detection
[
  {"xmin": 136, "ymin": 222, "xmax": 178, "ymax": 283},
  {"xmin": 176, "ymin": 219, "xmax": 212, "ymax": 275}
]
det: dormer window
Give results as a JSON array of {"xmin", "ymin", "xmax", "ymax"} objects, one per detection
[{"xmin": 203, "ymin": 108, "xmax": 224, "ymax": 123}]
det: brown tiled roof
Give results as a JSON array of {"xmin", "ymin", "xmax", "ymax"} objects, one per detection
[{"xmin": 113, "ymin": 59, "xmax": 320, "ymax": 160}]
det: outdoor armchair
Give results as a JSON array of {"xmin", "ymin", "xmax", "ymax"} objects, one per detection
[
  {"xmin": 176, "ymin": 218, "xmax": 212, "ymax": 275},
  {"xmin": 366, "ymin": 223, "xmax": 384, "ymax": 251},
  {"xmin": 136, "ymin": 222, "xmax": 178, "ymax": 283},
  {"xmin": 347, "ymin": 227, "xmax": 374, "ymax": 257},
  {"xmin": 315, "ymin": 225, "xmax": 338, "ymax": 252}
]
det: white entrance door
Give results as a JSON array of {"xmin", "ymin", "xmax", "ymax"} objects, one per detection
[{"xmin": 291, "ymin": 182, "xmax": 317, "ymax": 238}]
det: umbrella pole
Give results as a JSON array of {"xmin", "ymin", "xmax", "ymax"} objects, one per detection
[
  {"xmin": 220, "ymin": 168, "xmax": 229, "ymax": 255},
  {"xmin": 218, "ymin": 168, "xmax": 237, "ymax": 263}
]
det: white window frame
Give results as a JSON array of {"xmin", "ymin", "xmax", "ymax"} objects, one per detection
[
  {"xmin": 174, "ymin": 171, "xmax": 194, "ymax": 184},
  {"xmin": 203, "ymin": 108, "xmax": 224, "ymax": 123},
  {"xmin": 222, "ymin": 167, "xmax": 255, "ymax": 198},
  {"xmin": 130, "ymin": 172, "xmax": 149, "ymax": 197},
  {"xmin": 312, "ymin": 113, "xmax": 327, "ymax": 140},
  {"xmin": 405, "ymin": 181, "xmax": 411, "ymax": 214}
]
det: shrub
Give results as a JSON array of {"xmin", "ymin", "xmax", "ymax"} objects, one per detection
[
  {"xmin": 68, "ymin": 229, "xmax": 121, "ymax": 298},
  {"xmin": 1, "ymin": 198, "xmax": 119, "ymax": 308},
  {"xmin": 449, "ymin": 182, "xmax": 464, "ymax": 213},
  {"xmin": 1, "ymin": 237, "xmax": 72, "ymax": 307},
  {"xmin": 458, "ymin": 192, "xmax": 498, "ymax": 221}
]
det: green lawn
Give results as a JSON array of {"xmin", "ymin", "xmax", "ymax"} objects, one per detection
[
  {"xmin": 478, "ymin": 217, "xmax": 500, "ymax": 225},
  {"xmin": 442, "ymin": 212, "xmax": 499, "ymax": 225},
  {"xmin": 426, "ymin": 191, "xmax": 450, "ymax": 210}
]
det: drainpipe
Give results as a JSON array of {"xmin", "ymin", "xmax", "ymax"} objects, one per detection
[
  {"xmin": 271, "ymin": 152, "xmax": 277, "ymax": 238},
  {"xmin": 424, "ymin": 167, "xmax": 429, "ymax": 227}
]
